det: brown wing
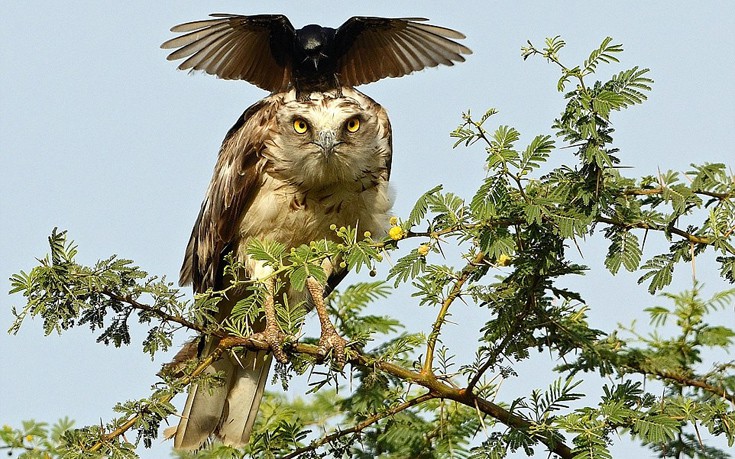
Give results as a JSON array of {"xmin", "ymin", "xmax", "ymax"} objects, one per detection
[
  {"xmin": 161, "ymin": 14, "xmax": 295, "ymax": 92},
  {"xmin": 180, "ymin": 98, "xmax": 278, "ymax": 292},
  {"xmin": 334, "ymin": 17, "xmax": 472, "ymax": 87}
]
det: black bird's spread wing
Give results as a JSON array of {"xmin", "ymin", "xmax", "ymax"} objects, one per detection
[
  {"xmin": 161, "ymin": 14, "xmax": 296, "ymax": 92},
  {"xmin": 163, "ymin": 14, "xmax": 470, "ymax": 91},
  {"xmin": 334, "ymin": 17, "xmax": 472, "ymax": 87}
]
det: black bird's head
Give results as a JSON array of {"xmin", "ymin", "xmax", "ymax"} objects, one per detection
[{"xmin": 296, "ymin": 25, "xmax": 335, "ymax": 71}]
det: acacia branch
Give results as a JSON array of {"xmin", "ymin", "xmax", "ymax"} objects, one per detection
[
  {"xmin": 86, "ymin": 335, "xmax": 238, "ymax": 453},
  {"xmin": 405, "ymin": 218, "xmax": 522, "ymax": 240},
  {"xmin": 596, "ymin": 216, "xmax": 718, "ymax": 247},
  {"xmin": 84, "ymin": 332, "xmax": 574, "ymax": 458},
  {"xmin": 625, "ymin": 187, "xmax": 732, "ymax": 201},
  {"xmin": 423, "ymin": 250, "xmax": 487, "ymax": 375},
  {"xmin": 466, "ymin": 267, "xmax": 547, "ymax": 396},
  {"xmin": 626, "ymin": 365, "xmax": 735, "ymax": 406},
  {"xmin": 280, "ymin": 392, "xmax": 436, "ymax": 459},
  {"xmin": 466, "ymin": 308, "xmax": 527, "ymax": 395},
  {"xmin": 101, "ymin": 289, "xmax": 207, "ymax": 334},
  {"xmin": 657, "ymin": 370, "xmax": 735, "ymax": 406},
  {"xmin": 294, "ymin": 339, "xmax": 573, "ymax": 458}
]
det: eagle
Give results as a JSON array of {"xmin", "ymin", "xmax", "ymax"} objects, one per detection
[
  {"xmin": 163, "ymin": 14, "xmax": 470, "ymax": 450},
  {"xmin": 161, "ymin": 14, "xmax": 472, "ymax": 92}
]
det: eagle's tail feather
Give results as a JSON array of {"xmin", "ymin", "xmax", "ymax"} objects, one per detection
[
  {"xmin": 173, "ymin": 348, "xmax": 272, "ymax": 450},
  {"xmin": 216, "ymin": 350, "xmax": 272, "ymax": 446}
]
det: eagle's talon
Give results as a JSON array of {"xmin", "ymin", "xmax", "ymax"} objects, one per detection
[
  {"xmin": 252, "ymin": 328, "xmax": 290, "ymax": 364},
  {"xmin": 317, "ymin": 331, "xmax": 348, "ymax": 368}
]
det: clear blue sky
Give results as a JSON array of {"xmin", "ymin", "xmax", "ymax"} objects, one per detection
[{"xmin": 1, "ymin": 2, "xmax": 733, "ymax": 458}]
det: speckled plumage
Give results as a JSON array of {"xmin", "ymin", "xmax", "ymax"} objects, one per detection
[{"xmin": 173, "ymin": 87, "xmax": 392, "ymax": 449}]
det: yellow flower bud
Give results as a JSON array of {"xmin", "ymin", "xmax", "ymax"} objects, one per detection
[
  {"xmin": 389, "ymin": 216, "xmax": 399, "ymax": 226},
  {"xmin": 388, "ymin": 226, "xmax": 405, "ymax": 240},
  {"xmin": 363, "ymin": 231, "xmax": 372, "ymax": 238},
  {"xmin": 498, "ymin": 254, "xmax": 512, "ymax": 266},
  {"xmin": 329, "ymin": 223, "xmax": 337, "ymax": 231},
  {"xmin": 417, "ymin": 244, "xmax": 430, "ymax": 256},
  {"xmin": 25, "ymin": 435, "xmax": 33, "ymax": 442}
]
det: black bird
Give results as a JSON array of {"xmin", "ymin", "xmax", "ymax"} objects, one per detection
[{"xmin": 161, "ymin": 14, "xmax": 471, "ymax": 93}]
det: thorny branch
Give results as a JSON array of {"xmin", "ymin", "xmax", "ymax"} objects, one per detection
[
  {"xmin": 595, "ymin": 216, "xmax": 721, "ymax": 248},
  {"xmin": 101, "ymin": 289, "xmax": 207, "ymax": 335},
  {"xmin": 280, "ymin": 392, "xmax": 436, "ymax": 459},
  {"xmin": 625, "ymin": 187, "xmax": 732, "ymax": 201},
  {"xmin": 629, "ymin": 366, "xmax": 735, "ymax": 406},
  {"xmin": 19, "ymin": 243, "xmax": 734, "ymax": 458},
  {"xmin": 423, "ymin": 250, "xmax": 487, "ymax": 375},
  {"xmin": 83, "ymin": 332, "xmax": 574, "ymax": 458},
  {"xmin": 88, "ymin": 337, "xmax": 232, "ymax": 453},
  {"xmin": 465, "ymin": 279, "xmax": 541, "ymax": 395},
  {"xmin": 401, "ymin": 214, "xmax": 728, "ymax": 256}
]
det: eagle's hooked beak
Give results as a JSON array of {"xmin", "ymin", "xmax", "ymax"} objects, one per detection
[{"xmin": 314, "ymin": 130, "xmax": 339, "ymax": 157}]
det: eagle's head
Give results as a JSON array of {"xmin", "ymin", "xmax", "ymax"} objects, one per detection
[{"xmin": 264, "ymin": 88, "xmax": 392, "ymax": 191}]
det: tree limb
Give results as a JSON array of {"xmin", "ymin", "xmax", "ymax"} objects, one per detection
[
  {"xmin": 625, "ymin": 187, "xmax": 732, "ymax": 201},
  {"xmin": 596, "ymin": 216, "xmax": 718, "ymax": 247},
  {"xmin": 423, "ymin": 250, "xmax": 487, "ymax": 375},
  {"xmin": 84, "ymin": 332, "xmax": 574, "ymax": 458},
  {"xmin": 101, "ymin": 289, "xmax": 208, "ymax": 334},
  {"xmin": 280, "ymin": 392, "xmax": 436, "ymax": 459}
]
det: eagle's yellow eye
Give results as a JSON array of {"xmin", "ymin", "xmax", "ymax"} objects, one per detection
[
  {"xmin": 293, "ymin": 118, "xmax": 308, "ymax": 134},
  {"xmin": 346, "ymin": 117, "xmax": 360, "ymax": 133}
]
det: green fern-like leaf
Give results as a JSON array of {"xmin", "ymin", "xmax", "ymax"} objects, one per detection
[
  {"xmin": 519, "ymin": 135, "xmax": 554, "ymax": 176},
  {"xmin": 427, "ymin": 191, "xmax": 468, "ymax": 227},
  {"xmin": 246, "ymin": 238, "xmax": 287, "ymax": 266},
  {"xmin": 638, "ymin": 254, "xmax": 675, "ymax": 294},
  {"xmin": 604, "ymin": 230, "xmax": 642, "ymax": 274},
  {"xmin": 591, "ymin": 90, "xmax": 626, "ymax": 118},
  {"xmin": 610, "ymin": 66, "xmax": 653, "ymax": 107},
  {"xmin": 583, "ymin": 37, "xmax": 622, "ymax": 74},
  {"xmin": 633, "ymin": 415, "xmax": 679, "ymax": 443},
  {"xmin": 406, "ymin": 184, "xmax": 443, "ymax": 228},
  {"xmin": 470, "ymin": 176, "xmax": 509, "ymax": 220},
  {"xmin": 388, "ymin": 251, "xmax": 427, "ymax": 287}
]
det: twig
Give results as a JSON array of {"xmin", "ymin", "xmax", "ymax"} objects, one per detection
[
  {"xmin": 101, "ymin": 289, "xmax": 207, "ymax": 334},
  {"xmin": 596, "ymin": 216, "xmax": 719, "ymax": 248},
  {"xmin": 465, "ymin": 270, "xmax": 544, "ymax": 395},
  {"xmin": 642, "ymin": 368, "xmax": 735, "ymax": 406},
  {"xmin": 625, "ymin": 187, "xmax": 732, "ymax": 201},
  {"xmin": 280, "ymin": 392, "xmax": 435, "ymax": 459},
  {"xmin": 86, "ymin": 336, "xmax": 238, "ymax": 452},
  {"xmin": 423, "ymin": 251, "xmax": 486, "ymax": 375}
]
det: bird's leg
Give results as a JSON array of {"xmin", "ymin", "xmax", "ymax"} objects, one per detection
[
  {"xmin": 252, "ymin": 277, "xmax": 289, "ymax": 364},
  {"xmin": 306, "ymin": 276, "xmax": 348, "ymax": 368}
]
